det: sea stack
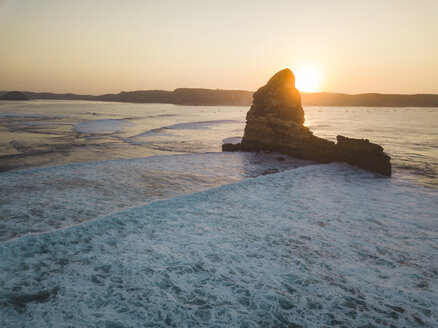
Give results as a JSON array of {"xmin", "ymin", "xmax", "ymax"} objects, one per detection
[{"xmin": 223, "ymin": 68, "xmax": 392, "ymax": 176}]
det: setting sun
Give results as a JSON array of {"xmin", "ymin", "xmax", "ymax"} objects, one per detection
[{"xmin": 294, "ymin": 66, "xmax": 322, "ymax": 92}]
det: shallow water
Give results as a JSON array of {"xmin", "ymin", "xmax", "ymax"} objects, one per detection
[{"xmin": 0, "ymin": 100, "xmax": 437, "ymax": 327}]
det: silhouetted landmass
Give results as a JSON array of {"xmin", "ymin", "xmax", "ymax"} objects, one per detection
[
  {"xmin": 300, "ymin": 92, "xmax": 438, "ymax": 107},
  {"xmin": 1, "ymin": 89, "xmax": 437, "ymax": 107},
  {"xmin": 92, "ymin": 89, "xmax": 253, "ymax": 105},
  {"xmin": 172, "ymin": 88, "xmax": 253, "ymax": 106},
  {"xmin": 0, "ymin": 91, "xmax": 29, "ymax": 101},
  {"xmin": 20, "ymin": 92, "xmax": 94, "ymax": 101},
  {"xmin": 94, "ymin": 90, "xmax": 174, "ymax": 103}
]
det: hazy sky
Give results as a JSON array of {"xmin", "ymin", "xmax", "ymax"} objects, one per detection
[{"xmin": 1, "ymin": 0, "xmax": 437, "ymax": 94}]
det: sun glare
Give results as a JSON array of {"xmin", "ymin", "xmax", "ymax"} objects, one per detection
[{"xmin": 294, "ymin": 66, "xmax": 321, "ymax": 92}]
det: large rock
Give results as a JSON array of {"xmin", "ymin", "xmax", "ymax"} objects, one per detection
[{"xmin": 223, "ymin": 69, "xmax": 391, "ymax": 176}]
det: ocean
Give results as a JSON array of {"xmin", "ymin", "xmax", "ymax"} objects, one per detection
[{"xmin": 0, "ymin": 100, "xmax": 437, "ymax": 327}]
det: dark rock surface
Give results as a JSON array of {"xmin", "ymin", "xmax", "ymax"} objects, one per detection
[
  {"xmin": 0, "ymin": 91, "xmax": 29, "ymax": 101},
  {"xmin": 223, "ymin": 69, "xmax": 391, "ymax": 176},
  {"xmin": 6, "ymin": 287, "xmax": 59, "ymax": 308}
]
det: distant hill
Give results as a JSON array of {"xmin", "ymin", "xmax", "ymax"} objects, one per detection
[
  {"xmin": 1, "ymin": 89, "xmax": 437, "ymax": 107},
  {"xmin": 300, "ymin": 92, "xmax": 438, "ymax": 107},
  {"xmin": 20, "ymin": 92, "xmax": 94, "ymax": 101},
  {"xmin": 0, "ymin": 91, "xmax": 29, "ymax": 101},
  {"xmin": 172, "ymin": 88, "xmax": 253, "ymax": 106},
  {"xmin": 92, "ymin": 89, "xmax": 253, "ymax": 105},
  {"xmin": 94, "ymin": 90, "xmax": 174, "ymax": 103}
]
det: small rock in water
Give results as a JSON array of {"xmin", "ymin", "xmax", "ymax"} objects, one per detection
[
  {"xmin": 7, "ymin": 288, "xmax": 58, "ymax": 307},
  {"xmin": 222, "ymin": 143, "xmax": 241, "ymax": 151}
]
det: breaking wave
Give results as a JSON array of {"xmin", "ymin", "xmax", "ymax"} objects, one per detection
[{"xmin": 1, "ymin": 164, "xmax": 437, "ymax": 327}]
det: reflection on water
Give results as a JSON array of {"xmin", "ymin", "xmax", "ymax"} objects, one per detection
[
  {"xmin": 0, "ymin": 100, "xmax": 437, "ymax": 187},
  {"xmin": 0, "ymin": 100, "xmax": 246, "ymax": 171}
]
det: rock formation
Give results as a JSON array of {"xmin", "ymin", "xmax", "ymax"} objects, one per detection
[{"xmin": 222, "ymin": 69, "xmax": 392, "ymax": 176}]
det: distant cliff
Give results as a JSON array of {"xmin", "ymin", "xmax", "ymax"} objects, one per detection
[
  {"xmin": 0, "ymin": 91, "xmax": 29, "ymax": 101},
  {"xmin": 1, "ymin": 89, "xmax": 437, "ymax": 107}
]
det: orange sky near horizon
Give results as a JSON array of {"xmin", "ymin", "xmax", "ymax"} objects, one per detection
[{"xmin": 0, "ymin": 0, "xmax": 437, "ymax": 95}]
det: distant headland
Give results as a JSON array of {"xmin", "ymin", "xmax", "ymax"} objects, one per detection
[
  {"xmin": 1, "ymin": 89, "xmax": 437, "ymax": 107},
  {"xmin": 0, "ymin": 91, "xmax": 29, "ymax": 101}
]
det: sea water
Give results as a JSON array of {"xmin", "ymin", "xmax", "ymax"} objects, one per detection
[{"xmin": 0, "ymin": 100, "xmax": 437, "ymax": 327}]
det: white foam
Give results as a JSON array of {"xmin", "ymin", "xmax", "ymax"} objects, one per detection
[
  {"xmin": 1, "ymin": 164, "xmax": 437, "ymax": 326},
  {"xmin": 72, "ymin": 119, "xmax": 131, "ymax": 134},
  {"xmin": 166, "ymin": 120, "xmax": 242, "ymax": 130},
  {"xmin": 128, "ymin": 120, "xmax": 243, "ymax": 140},
  {"xmin": 222, "ymin": 136, "xmax": 242, "ymax": 144},
  {"xmin": 0, "ymin": 152, "xmax": 312, "ymax": 242},
  {"xmin": 0, "ymin": 112, "xmax": 63, "ymax": 117}
]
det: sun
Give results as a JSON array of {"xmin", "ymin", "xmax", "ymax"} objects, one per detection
[{"xmin": 294, "ymin": 66, "xmax": 322, "ymax": 92}]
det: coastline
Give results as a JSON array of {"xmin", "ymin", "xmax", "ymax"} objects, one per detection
[{"xmin": 1, "ymin": 89, "xmax": 438, "ymax": 107}]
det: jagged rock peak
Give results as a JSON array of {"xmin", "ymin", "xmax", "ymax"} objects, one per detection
[
  {"xmin": 250, "ymin": 68, "xmax": 304, "ymax": 124},
  {"xmin": 266, "ymin": 68, "xmax": 296, "ymax": 86}
]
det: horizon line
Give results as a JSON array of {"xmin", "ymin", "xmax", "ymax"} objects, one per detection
[{"xmin": 2, "ymin": 88, "xmax": 438, "ymax": 97}]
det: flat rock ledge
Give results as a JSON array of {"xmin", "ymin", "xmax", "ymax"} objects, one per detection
[{"xmin": 223, "ymin": 69, "xmax": 391, "ymax": 176}]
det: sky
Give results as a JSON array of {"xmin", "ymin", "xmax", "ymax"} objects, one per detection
[{"xmin": 1, "ymin": 0, "xmax": 437, "ymax": 94}]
